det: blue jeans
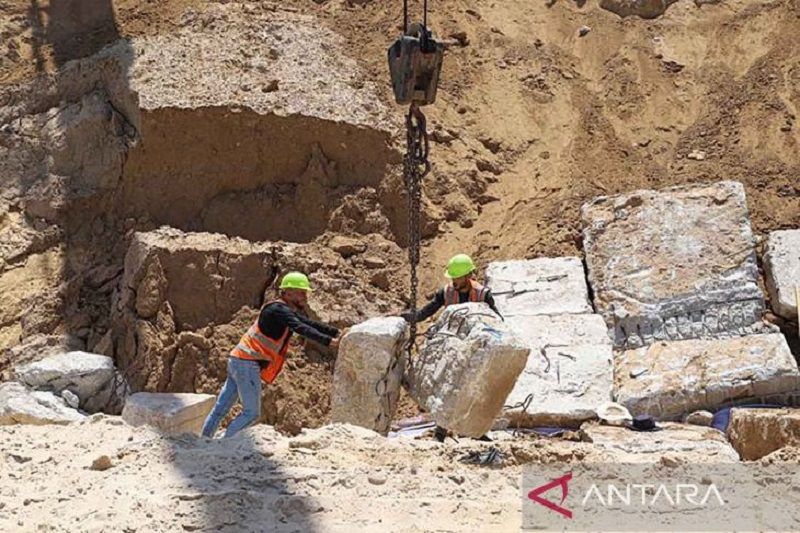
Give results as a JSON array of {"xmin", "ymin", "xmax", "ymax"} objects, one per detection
[{"xmin": 201, "ymin": 357, "xmax": 262, "ymax": 438}]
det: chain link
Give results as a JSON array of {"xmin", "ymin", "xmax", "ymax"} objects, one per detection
[
  {"xmin": 402, "ymin": 102, "xmax": 430, "ymax": 383},
  {"xmin": 373, "ymin": 103, "xmax": 431, "ymax": 432}
]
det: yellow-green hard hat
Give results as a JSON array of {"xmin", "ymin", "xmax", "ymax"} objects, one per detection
[
  {"xmin": 280, "ymin": 272, "xmax": 312, "ymax": 291},
  {"xmin": 445, "ymin": 254, "xmax": 476, "ymax": 279}
]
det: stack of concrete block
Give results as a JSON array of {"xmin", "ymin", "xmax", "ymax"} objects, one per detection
[
  {"xmin": 486, "ymin": 258, "xmax": 613, "ymax": 428},
  {"xmin": 330, "ymin": 317, "xmax": 408, "ymax": 435},
  {"xmin": 409, "ymin": 303, "xmax": 529, "ymax": 437},
  {"xmin": 582, "ymin": 181, "xmax": 800, "ymax": 419}
]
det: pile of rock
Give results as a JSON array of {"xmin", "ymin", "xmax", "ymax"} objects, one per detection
[
  {"xmin": 581, "ymin": 181, "xmax": 800, "ymax": 422},
  {"xmin": 0, "ymin": 351, "xmax": 128, "ymax": 425}
]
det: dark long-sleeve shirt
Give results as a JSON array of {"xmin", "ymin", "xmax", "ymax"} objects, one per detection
[
  {"xmin": 403, "ymin": 287, "xmax": 502, "ymax": 323},
  {"xmin": 258, "ymin": 301, "xmax": 339, "ymax": 347}
]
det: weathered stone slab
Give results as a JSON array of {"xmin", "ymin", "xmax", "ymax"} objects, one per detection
[
  {"xmin": 0, "ymin": 382, "xmax": 85, "ymax": 425},
  {"xmin": 582, "ymin": 422, "xmax": 739, "ymax": 462},
  {"xmin": 485, "ymin": 258, "xmax": 592, "ymax": 316},
  {"xmin": 582, "ymin": 181, "xmax": 769, "ymax": 348},
  {"xmin": 331, "ymin": 317, "xmax": 408, "ymax": 435},
  {"xmin": 122, "ymin": 392, "xmax": 216, "ymax": 435},
  {"xmin": 764, "ymin": 229, "xmax": 800, "ymax": 319},
  {"xmin": 615, "ymin": 334, "xmax": 800, "ymax": 419},
  {"xmin": 727, "ymin": 408, "xmax": 800, "ymax": 460},
  {"xmin": 410, "ymin": 303, "xmax": 529, "ymax": 438},
  {"xmin": 15, "ymin": 351, "xmax": 115, "ymax": 405},
  {"xmin": 502, "ymin": 314, "xmax": 613, "ymax": 428}
]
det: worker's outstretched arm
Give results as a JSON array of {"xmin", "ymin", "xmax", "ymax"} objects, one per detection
[
  {"xmin": 401, "ymin": 289, "xmax": 445, "ymax": 323},
  {"xmin": 272, "ymin": 305, "xmax": 336, "ymax": 346},
  {"xmin": 296, "ymin": 314, "xmax": 339, "ymax": 338}
]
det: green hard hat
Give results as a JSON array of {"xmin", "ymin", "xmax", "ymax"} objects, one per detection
[
  {"xmin": 445, "ymin": 254, "xmax": 476, "ymax": 279},
  {"xmin": 279, "ymin": 272, "xmax": 312, "ymax": 291}
]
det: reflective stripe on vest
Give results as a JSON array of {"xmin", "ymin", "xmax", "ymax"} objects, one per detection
[
  {"xmin": 443, "ymin": 280, "xmax": 487, "ymax": 307},
  {"xmin": 230, "ymin": 300, "xmax": 291, "ymax": 383}
]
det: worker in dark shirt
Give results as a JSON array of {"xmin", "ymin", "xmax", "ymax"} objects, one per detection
[
  {"xmin": 402, "ymin": 253, "xmax": 502, "ymax": 323},
  {"xmin": 202, "ymin": 272, "xmax": 340, "ymax": 438},
  {"xmin": 401, "ymin": 254, "xmax": 501, "ymax": 443}
]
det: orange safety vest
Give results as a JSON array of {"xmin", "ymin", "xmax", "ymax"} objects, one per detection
[
  {"xmin": 443, "ymin": 280, "xmax": 488, "ymax": 307},
  {"xmin": 230, "ymin": 300, "xmax": 291, "ymax": 384}
]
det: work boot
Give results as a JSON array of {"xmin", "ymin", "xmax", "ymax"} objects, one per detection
[{"xmin": 434, "ymin": 425, "xmax": 447, "ymax": 442}]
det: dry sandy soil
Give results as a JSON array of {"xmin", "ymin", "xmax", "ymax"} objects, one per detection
[
  {"xmin": 0, "ymin": 0, "xmax": 799, "ymax": 437},
  {"xmin": 4, "ymin": 416, "xmax": 795, "ymax": 532}
]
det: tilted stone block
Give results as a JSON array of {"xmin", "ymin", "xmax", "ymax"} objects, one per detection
[
  {"xmin": 409, "ymin": 303, "xmax": 529, "ymax": 438},
  {"xmin": 331, "ymin": 317, "xmax": 408, "ymax": 435}
]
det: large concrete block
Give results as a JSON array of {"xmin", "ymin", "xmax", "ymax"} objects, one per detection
[
  {"xmin": 331, "ymin": 317, "xmax": 408, "ymax": 435},
  {"xmin": 615, "ymin": 334, "xmax": 800, "ymax": 419},
  {"xmin": 15, "ymin": 351, "xmax": 115, "ymax": 405},
  {"xmin": 727, "ymin": 408, "xmax": 800, "ymax": 460},
  {"xmin": 582, "ymin": 422, "xmax": 739, "ymax": 462},
  {"xmin": 485, "ymin": 258, "xmax": 592, "ymax": 316},
  {"xmin": 409, "ymin": 303, "xmax": 529, "ymax": 438},
  {"xmin": 0, "ymin": 382, "xmax": 85, "ymax": 425},
  {"xmin": 502, "ymin": 314, "xmax": 613, "ymax": 428},
  {"xmin": 764, "ymin": 230, "xmax": 800, "ymax": 319},
  {"xmin": 582, "ymin": 181, "xmax": 769, "ymax": 348},
  {"xmin": 122, "ymin": 392, "xmax": 216, "ymax": 435}
]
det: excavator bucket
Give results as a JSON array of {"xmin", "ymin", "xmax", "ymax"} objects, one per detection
[{"xmin": 387, "ymin": 23, "xmax": 444, "ymax": 106}]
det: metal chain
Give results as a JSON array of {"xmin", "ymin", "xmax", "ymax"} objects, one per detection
[
  {"xmin": 372, "ymin": 103, "xmax": 431, "ymax": 432},
  {"xmin": 402, "ymin": 102, "xmax": 430, "ymax": 381}
]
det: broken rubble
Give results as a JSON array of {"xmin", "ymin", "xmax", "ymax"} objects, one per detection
[
  {"xmin": 15, "ymin": 351, "xmax": 115, "ymax": 405},
  {"xmin": 502, "ymin": 314, "xmax": 613, "ymax": 428},
  {"xmin": 582, "ymin": 181, "xmax": 769, "ymax": 348},
  {"xmin": 122, "ymin": 392, "xmax": 216, "ymax": 435},
  {"xmin": 615, "ymin": 334, "xmax": 800, "ymax": 419},
  {"xmin": 409, "ymin": 303, "xmax": 529, "ymax": 438},
  {"xmin": 330, "ymin": 317, "xmax": 408, "ymax": 435},
  {"xmin": 581, "ymin": 422, "xmax": 739, "ymax": 462},
  {"xmin": 0, "ymin": 382, "xmax": 86, "ymax": 425},
  {"xmin": 764, "ymin": 229, "xmax": 800, "ymax": 319},
  {"xmin": 484, "ymin": 258, "xmax": 592, "ymax": 316},
  {"xmin": 727, "ymin": 408, "xmax": 800, "ymax": 460}
]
